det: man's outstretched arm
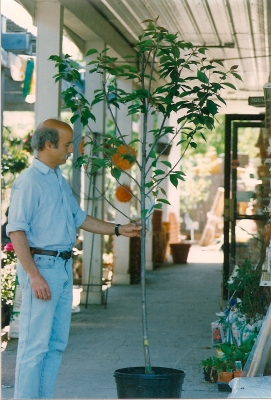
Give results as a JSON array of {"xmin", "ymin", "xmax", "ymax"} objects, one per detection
[{"xmin": 80, "ymin": 215, "xmax": 142, "ymax": 237}]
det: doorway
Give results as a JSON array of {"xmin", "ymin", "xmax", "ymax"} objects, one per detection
[{"xmin": 223, "ymin": 114, "xmax": 267, "ymax": 297}]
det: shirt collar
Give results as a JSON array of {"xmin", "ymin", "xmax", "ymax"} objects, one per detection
[{"xmin": 32, "ymin": 158, "xmax": 60, "ymax": 175}]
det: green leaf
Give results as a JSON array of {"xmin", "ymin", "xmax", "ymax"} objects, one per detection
[
  {"xmin": 111, "ymin": 167, "xmax": 122, "ymax": 180},
  {"xmin": 216, "ymin": 94, "xmax": 227, "ymax": 105},
  {"xmin": 70, "ymin": 114, "xmax": 80, "ymax": 124},
  {"xmin": 49, "ymin": 55, "xmax": 63, "ymax": 62},
  {"xmin": 101, "ymin": 47, "xmax": 110, "ymax": 54},
  {"xmin": 197, "ymin": 70, "xmax": 209, "ymax": 83},
  {"xmin": 198, "ymin": 47, "xmax": 207, "ymax": 54},
  {"xmin": 169, "ymin": 174, "xmax": 178, "ymax": 188},
  {"xmin": 75, "ymin": 155, "xmax": 88, "ymax": 168},
  {"xmin": 153, "ymin": 169, "xmax": 165, "ymax": 176},
  {"xmin": 92, "ymin": 158, "xmax": 108, "ymax": 168},
  {"xmin": 174, "ymin": 170, "xmax": 186, "ymax": 177},
  {"xmin": 223, "ymin": 82, "xmax": 237, "ymax": 90},
  {"xmin": 149, "ymin": 149, "xmax": 157, "ymax": 158},
  {"xmin": 154, "ymin": 203, "xmax": 163, "ymax": 209},
  {"xmin": 212, "ymin": 60, "xmax": 224, "ymax": 67},
  {"xmin": 160, "ymin": 187, "xmax": 167, "ymax": 196},
  {"xmin": 161, "ymin": 161, "xmax": 172, "ymax": 168},
  {"xmin": 206, "ymin": 100, "xmax": 218, "ymax": 116},
  {"xmin": 231, "ymin": 72, "xmax": 243, "ymax": 81},
  {"xmin": 145, "ymin": 181, "xmax": 153, "ymax": 188},
  {"xmin": 157, "ymin": 198, "xmax": 171, "ymax": 205}
]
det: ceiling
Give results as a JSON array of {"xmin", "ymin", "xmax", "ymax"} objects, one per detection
[{"xmin": 16, "ymin": 0, "xmax": 271, "ymax": 111}]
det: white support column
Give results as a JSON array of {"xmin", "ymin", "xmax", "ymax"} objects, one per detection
[
  {"xmin": 34, "ymin": 0, "xmax": 63, "ymax": 126},
  {"xmin": 112, "ymin": 77, "xmax": 133, "ymax": 284},
  {"xmin": 167, "ymin": 112, "xmax": 181, "ymax": 219},
  {"xmin": 145, "ymin": 115, "xmax": 155, "ymax": 271},
  {"xmin": 156, "ymin": 114, "xmax": 180, "ymax": 222},
  {"xmin": 81, "ymin": 39, "xmax": 106, "ymax": 304},
  {"xmin": 155, "ymin": 114, "xmax": 180, "ymax": 261}
]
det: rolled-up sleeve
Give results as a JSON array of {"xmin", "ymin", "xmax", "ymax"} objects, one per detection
[
  {"xmin": 73, "ymin": 206, "xmax": 87, "ymax": 228},
  {"xmin": 6, "ymin": 174, "xmax": 38, "ymax": 237}
]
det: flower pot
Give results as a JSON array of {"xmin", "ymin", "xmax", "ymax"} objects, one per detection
[
  {"xmin": 114, "ymin": 366, "xmax": 185, "ymax": 398},
  {"xmin": 170, "ymin": 243, "xmax": 191, "ymax": 264},
  {"xmin": 217, "ymin": 371, "xmax": 233, "ymax": 382},
  {"xmin": 233, "ymin": 370, "xmax": 242, "ymax": 378}
]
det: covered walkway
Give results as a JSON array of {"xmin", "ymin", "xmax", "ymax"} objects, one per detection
[{"xmin": 2, "ymin": 246, "xmax": 229, "ymax": 399}]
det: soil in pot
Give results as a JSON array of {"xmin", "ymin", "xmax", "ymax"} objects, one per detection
[{"xmin": 114, "ymin": 366, "xmax": 185, "ymax": 399}]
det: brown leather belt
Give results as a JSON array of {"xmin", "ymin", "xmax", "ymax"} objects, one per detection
[{"xmin": 30, "ymin": 247, "xmax": 73, "ymax": 260}]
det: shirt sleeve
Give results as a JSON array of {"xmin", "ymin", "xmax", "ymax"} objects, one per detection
[
  {"xmin": 62, "ymin": 178, "xmax": 87, "ymax": 228},
  {"xmin": 6, "ymin": 172, "xmax": 39, "ymax": 236}
]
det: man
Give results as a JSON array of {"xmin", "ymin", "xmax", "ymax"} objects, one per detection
[{"xmin": 6, "ymin": 118, "xmax": 141, "ymax": 399}]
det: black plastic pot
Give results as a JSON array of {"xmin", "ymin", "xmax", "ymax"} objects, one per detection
[
  {"xmin": 217, "ymin": 381, "xmax": 232, "ymax": 392},
  {"xmin": 1, "ymin": 303, "xmax": 11, "ymax": 329},
  {"xmin": 203, "ymin": 369, "xmax": 211, "ymax": 382},
  {"xmin": 114, "ymin": 366, "xmax": 185, "ymax": 399}
]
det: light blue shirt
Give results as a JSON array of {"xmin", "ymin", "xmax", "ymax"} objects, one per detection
[{"xmin": 6, "ymin": 158, "xmax": 87, "ymax": 251}]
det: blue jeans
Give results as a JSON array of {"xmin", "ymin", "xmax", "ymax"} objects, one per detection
[{"xmin": 14, "ymin": 254, "xmax": 73, "ymax": 398}]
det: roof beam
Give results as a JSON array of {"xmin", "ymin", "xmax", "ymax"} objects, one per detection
[
  {"xmin": 59, "ymin": 0, "xmax": 136, "ymax": 57},
  {"xmin": 15, "ymin": 0, "xmax": 136, "ymax": 58}
]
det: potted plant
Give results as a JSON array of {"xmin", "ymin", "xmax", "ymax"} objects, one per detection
[
  {"xmin": 228, "ymin": 258, "xmax": 271, "ymax": 323},
  {"xmin": 203, "ymin": 338, "xmax": 255, "ymax": 391},
  {"xmin": 50, "ymin": 17, "xmax": 239, "ymax": 398},
  {"xmin": 219, "ymin": 340, "xmax": 254, "ymax": 374},
  {"xmin": 201, "ymin": 357, "xmax": 213, "ymax": 381}
]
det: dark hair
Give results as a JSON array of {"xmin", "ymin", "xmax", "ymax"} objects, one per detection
[{"xmin": 31, "ymin": 127, "xmax": 59, "ymax": 151}]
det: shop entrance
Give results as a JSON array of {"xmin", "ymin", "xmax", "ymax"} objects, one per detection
[{"xmin": 223, "ymin": 113, "xmax": 267, "ymax": 297}]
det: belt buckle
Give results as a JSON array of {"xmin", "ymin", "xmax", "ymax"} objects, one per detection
[{"xmin": 60, "ymin": 251, "xmax": 72, "ymax": 260}]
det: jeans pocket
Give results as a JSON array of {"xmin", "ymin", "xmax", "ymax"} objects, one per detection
[
  {"xmin": 17, "ymin": 262, "xmax": 29, "ymax": 289},
  {"xmin": 34, "ymin": 255, "xmax": 56, "ymax": 269}
]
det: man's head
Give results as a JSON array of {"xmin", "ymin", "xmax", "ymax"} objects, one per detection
[{"xmin": 32, "ymin": 118, "xmax": 74, "ymax": 169}]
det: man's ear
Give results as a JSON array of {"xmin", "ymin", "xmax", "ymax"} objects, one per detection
[{"xmin": 44, "ymin": 141, "xmax": 53, "ymax": 149}]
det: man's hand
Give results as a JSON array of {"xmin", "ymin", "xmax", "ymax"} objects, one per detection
[
  {"xmin": 119, "ymin": 222, "xmax": 142, "ymax": 237},
  {"xmin": 30, "ymin": 272, "xmax": 52, "ymax": 300},
  {"xmin": 9, "ymin": 230, "xmax": 52, "ymax": 300}
]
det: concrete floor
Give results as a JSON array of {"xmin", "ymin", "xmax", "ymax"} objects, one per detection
[{"xmin": 1, "ymin": 245, "xmax": 230, "ymax": 399}]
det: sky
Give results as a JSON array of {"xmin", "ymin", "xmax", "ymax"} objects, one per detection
[{"xmin": 1, "ymin": 0, "xmax": 81, "ymax": 58}]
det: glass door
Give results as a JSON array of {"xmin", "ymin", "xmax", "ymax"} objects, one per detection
[{"xmin": 223, "ymin": 114, "xmax": 266, "ymax": 297}]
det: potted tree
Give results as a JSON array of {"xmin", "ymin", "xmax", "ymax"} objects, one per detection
[{"xmin": 50, "ymin": 17, "xmax": 239, "ymax": 398}]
